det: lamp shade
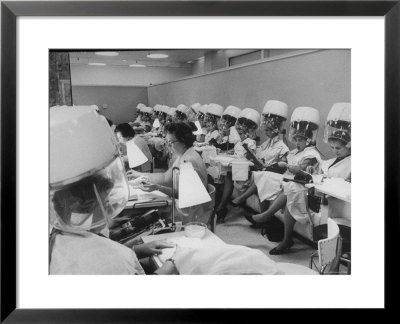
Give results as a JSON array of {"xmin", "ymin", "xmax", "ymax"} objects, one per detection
[
  {"xmin": 126, "ymin": 139, "xmax": 148, "ymax": 168},
  {"xmin": 178, "ymin": 162, "xmax": 211, "ymax": 208}
]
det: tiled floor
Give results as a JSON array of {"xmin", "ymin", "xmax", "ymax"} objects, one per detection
[
  {"xmin": 214, "ymin": 204, "xmax": 316, "ymax": 268},
  {"xmin": 151, "ymin": 166, "xmax": 350, "ymax": 274}
]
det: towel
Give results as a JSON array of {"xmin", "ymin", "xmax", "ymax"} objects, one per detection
[
  {"xmin": 173, "ymin": 242, "xmax": 279, "ymax": 275},
  {"xmin": 253, "ymin": 171, "xmax": 284, "ymax": 202},
  {"xmin": 231, "ymin": 161, "xmax": 249, "ymax": 181}
]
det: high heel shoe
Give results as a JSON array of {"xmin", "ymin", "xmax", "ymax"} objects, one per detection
[
  {"xmin": 269, "ymin": 240, "xmax": 294, "ymax": 255},
  {"xmin": 244, "ymin": 214, "xmax": 270, "ymax": 227},
  {"xmin": 215, "ymin": 207, "xmax": 228, "ymax": 223}
]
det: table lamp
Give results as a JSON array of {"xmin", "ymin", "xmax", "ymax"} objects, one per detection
[
  {"xmin": 126, "ymin": 139, "xmax": 148, "ymax": 168},
  {"xmin": 169, "ymin": 162, "xmax": 211, "ymax": 231}
]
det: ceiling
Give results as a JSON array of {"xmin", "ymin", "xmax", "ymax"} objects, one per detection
[{"xmin": 69, "ymin": 49, "xmax": 210, "ymax": 68}]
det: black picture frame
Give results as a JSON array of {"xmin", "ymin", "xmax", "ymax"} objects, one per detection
[{"xmin": 1, "ymin": 0, "xmax": 399, "ymax": 321}]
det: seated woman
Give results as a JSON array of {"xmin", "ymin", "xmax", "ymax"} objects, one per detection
[
  {"xmin": 146, "ymin": 105, "xmax": 170, "ymax": 167},
  {"xmin": 127, "ymin": 122, "xmax": 209, "ymax": 224},
  {"xmin": 115, "ymin": 123, "xmax": 153, "ymax": 173},
  {"xmin": 214, "ymin": 108, "xmax": 260, "ymax": 222},
  {"xmin": 175, "ymin": 104, "xmax": 196, "ymax": 123},
  {"xmin": 230, "ymin": 100, "xmax": 289, "ymax": 211},
  {"xmin": 194, "ymin": 104, "xmax": 209, "ymax": 143},
  {"xmin": 132, "ymin": 103, "xmax": 145, "ymax": 126},
  {"xmin": 49, "ymin": 106, "xmax": 177, "ymax": 275},
  {"xmin": 232, "ymin": 108, "xmax": 260, "ymax": 157},
  {"xmin": 139, "ymin": 106, "xmax": 154, "ymax": 133},
  {"xmin": 320, "ymin": 102, "xmax": 351, "ymax": 252},
  {"xmin": 202, "ymin": 103, "xmax": 224, "ymax": 144},
  {"xmin": 208, "ymin": 105, "xmax": 242, "ymax": 151},
  {"xmin": 245, "ymin": 107, "xmax": 322, "ymax": 255},
  {"xmin": 322, "ymin": 132, "xmax": 351, "ymax": 180}
]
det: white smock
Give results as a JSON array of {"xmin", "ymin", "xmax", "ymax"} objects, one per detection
[
  {"xmin": 228, "ymin": 126, "xmax": 241, "ymax": 145},
  {"xmin": 234, "ymin": 137, "xmax": 256, "ymax": 158},
  {"xmin": 252, "ymin": 136, "xmax": 290, "ymax": 202},
  {"xmin": 321, "ymin": 155, "xmax": 351, "ymax": 221},
  {"xmin": 282, "ymin": 146, "xmax": 322, "ymax": 224},
  {"xmin": 50, "ymin": 231, "xmax": 145, "ymax": 275},
  {"xmin": 321, "ymin": 155, "xmax": 351, "ymax": 180},
  {"xmin": 255, "ymin": 136, "xmax": 289, "ymax": 166}
]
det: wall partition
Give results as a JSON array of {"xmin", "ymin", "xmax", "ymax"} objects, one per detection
[
  {"xmin": 72, "ymin": 85, "xmax": 148, "ymax": 125},
  {"xmin": 148, "ymin": 49, "xmax": 351, "ymax": 158}
]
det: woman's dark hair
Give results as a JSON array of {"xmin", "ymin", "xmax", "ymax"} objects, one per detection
[
  {"xmin": 237, "ymin": 117, "xmax": 258, "ymax": 131},
  {"xmin": 221, "ymin": 115, "xmax": 237, "ymax": 127},
  {"xmin": 164, "ymin": 122, "xmax": 196, "ymax": 148},
  {"xmin": 115, "ymin": 123, "xmax": 135, "ymax": 139},
  {"xmin": 328, "ymin": 137, "xmax": 348, "ymax": 147}
]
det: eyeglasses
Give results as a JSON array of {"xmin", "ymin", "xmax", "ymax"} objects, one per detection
[{"xmin": 166, "ymin": 139, "xmax": 179, "ymax": 146}]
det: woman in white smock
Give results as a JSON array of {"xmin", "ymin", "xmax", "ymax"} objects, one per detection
[
  {"xmin": 231, "ymin": 100, "xmax": 289, "ymax": 212},
  {"xmin": 321, "ymin": 131, "xmax": 351, "ymax": 223},
  {"xmin": 49, "ymin": 106, "xmax": 178, "ymax": 275},
  {"xmin": 245, "ymin": 106, "xmax": 322, "ymax": 255},
  {"xmin": 214, "ymin": 108, "xmax": 260, "ymax": 222}
]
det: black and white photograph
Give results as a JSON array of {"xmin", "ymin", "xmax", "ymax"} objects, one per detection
[
  {"xmin": 49, "ymin": 49, "xmax": 351, "ymax": 276},
  {"xmin": 2, "ymin": 1, "xmax": 395, "ymax": 317}
]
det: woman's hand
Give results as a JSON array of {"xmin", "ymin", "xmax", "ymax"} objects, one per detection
[
  {"xmin": 126, "ymin": 169, "xmax": 142, "ymax": 180},
  {"xmin": 277, "ymin": 161, "xmax": 288, "ymax": 169},
  {"xmin": 287, "ymin": 164, "xmax": 301, "ymax": 174},
  {"xmin": 134, "ymin": 240, "xmax": 176, "ymax": 259}
]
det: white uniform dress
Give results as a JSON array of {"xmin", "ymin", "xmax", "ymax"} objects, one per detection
[
  {"xmin": 282, "ymin": 146, "xmax": 322, "ymax": 224},
  {"xmin": 50, "ymin": 231, "xmax": 145, "ymax": 275},
  {"xmin": 321, "ymin": 155, "xmax": 351, "ymax": 221},
  {"xmin": 321, "ymin": 155, "xmax": 351, "ymax": 180},
  {"xmin": 234, "ymin": 138, "xmax": 256, "ymax": 158},
  {"xmin": 255, "ymin": 136, "xmax": 289, "ymax": 166},
  {"xmin": 228, "ymin": 126, "xmax": 241, "ymax": 145},
  {"xmin": 252, "ymin": 136, "xmax": 290, "ymax": 203}
]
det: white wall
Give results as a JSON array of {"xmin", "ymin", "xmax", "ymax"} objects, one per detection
[
  {"xmin": 72, "ymin": 86, "xmax": 148, "ymax": 124},
  {"xmin": 70, "ymin": 65, "xmax": 192, "ymax": 86},
  {"xmin": 148, "ymin": 50, "xmax": 351, "ymax": 158}
]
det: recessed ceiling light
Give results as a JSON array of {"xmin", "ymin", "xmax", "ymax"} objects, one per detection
[
  {"xmin": 187, "ymin": 60, "xmax": 193, "ymax": 63},
  {"xmin": 147, "ymin": 53, "xmax": 168, "ymax": 59},
  {"xmin": 95, "ymin": 51, "xmax": 119, "ymax": 56},
  {"xmin": 88, "ymin": 62, "xmax": 106, "ymax": 66},
  {"xmin": 129, "ymin": 64, "xmax": 146, "ymax": 68}
]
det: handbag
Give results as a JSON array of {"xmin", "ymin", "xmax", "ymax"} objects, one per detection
[
  {"xmin": 307, "ymin": 188, "xmax": 322, "ymax": 213},
  {"xmin": 260, "ymin": 216, "xmax": 284, "ymax": 242}
]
